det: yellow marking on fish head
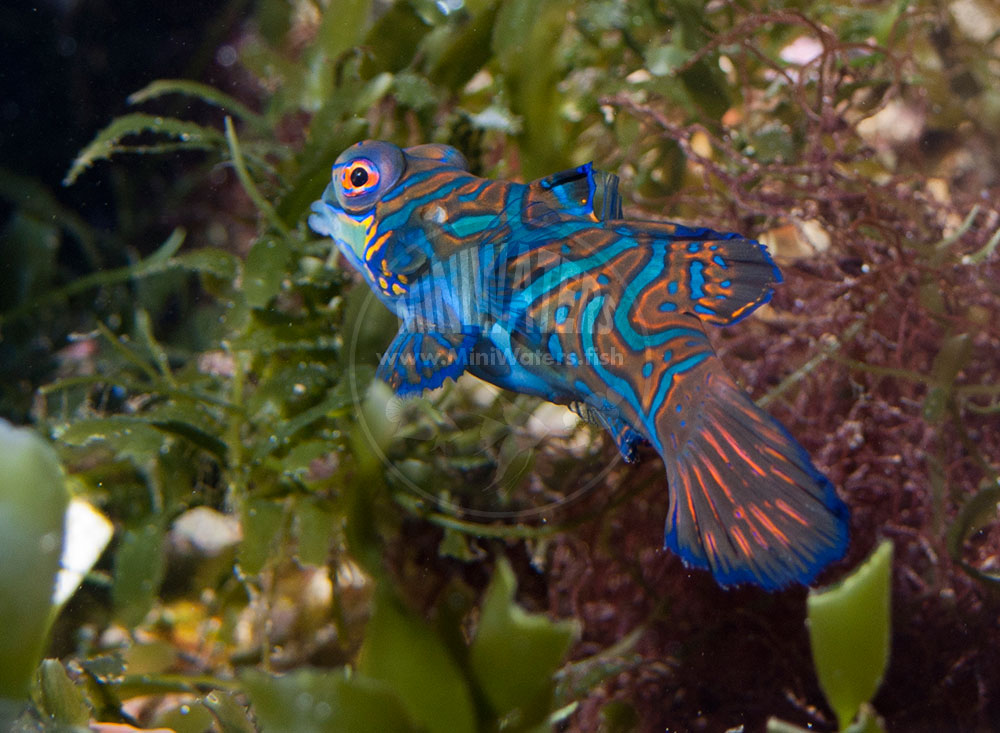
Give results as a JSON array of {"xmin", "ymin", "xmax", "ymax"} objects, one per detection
[{"xmin": 365, "ymin": 231, "xmax": 393, "ymax": 262}]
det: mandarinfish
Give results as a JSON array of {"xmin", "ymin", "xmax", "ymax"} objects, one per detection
[{"xmin": 309, "ymin": 140, "xmax": 849, "ymax": 590}]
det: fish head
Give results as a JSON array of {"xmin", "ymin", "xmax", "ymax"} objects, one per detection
[
  {"xmin": 308, "ymin": 140, "xmax": 407, "ymax": 267},
  {"xmin": 309, "ymin": 140, "xmax": 471, "ymax": 278}
]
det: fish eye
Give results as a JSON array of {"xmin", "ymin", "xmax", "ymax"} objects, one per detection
[
  {"xmin": 338, "ymin": 158, "xmax": 380, "ymax": 198},
  {"xmin": 330, "ymin": 141, "xmax": 405, "ymax": 213},
  {"xmin": 350, "ymin": 166, "xmax": 368, "ymax": 187}
]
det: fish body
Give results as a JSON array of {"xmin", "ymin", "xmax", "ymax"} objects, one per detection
[{"xmin": 309, "ymin": 140, "xmax": 849, "ymax": 590}]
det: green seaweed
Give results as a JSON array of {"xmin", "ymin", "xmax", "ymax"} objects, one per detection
[{"xmin": 64, "ymin": 114, "xmax": 226, "ymax": 185}]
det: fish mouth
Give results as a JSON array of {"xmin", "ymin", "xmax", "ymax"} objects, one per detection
[{"xmin": 308, "ymin": 191, "xmax": 367, "ymax": 265}]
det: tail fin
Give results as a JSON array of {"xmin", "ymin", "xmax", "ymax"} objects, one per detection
[{"xmin": 660, "ymin": 366, "xmax": 848, "ymax": 590}]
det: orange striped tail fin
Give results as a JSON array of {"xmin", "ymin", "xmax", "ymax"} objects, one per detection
[{"xmin": 660, "ymin": 366, "xmax": 849, "ymax": 589}]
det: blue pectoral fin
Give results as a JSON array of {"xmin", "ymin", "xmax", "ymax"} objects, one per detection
[
  {"xmin": 376, "ymin": 327, "xmax": 478, "ymax": 397},
  {"xmin": 380, "ymin": 235, "xmax": 430, "ymax": 280}
]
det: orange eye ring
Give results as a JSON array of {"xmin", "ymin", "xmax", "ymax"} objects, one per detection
[{"xmin": 337, "ymin": 158, "xmax": 380, "ymax": 197}]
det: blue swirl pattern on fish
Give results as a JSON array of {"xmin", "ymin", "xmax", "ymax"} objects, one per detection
[{"xmin": 310, "ymin": 140, "xmax": 849, "ymax": 590}]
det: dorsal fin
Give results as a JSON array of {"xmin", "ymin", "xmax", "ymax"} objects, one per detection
[
  {"xmin": 666, "ymin": 235, "xmax": 783, "ymax": 326},
  {"xmin": 403, "ymin": 144, "xmax": 470, "ymax": 170},
  {"xmin": 527, "ymin": 163, "xmax": 622, "ymax": 222},
  {"xmin": 593, "ymin": 169, "xmax": 622, "ymax": 221}
]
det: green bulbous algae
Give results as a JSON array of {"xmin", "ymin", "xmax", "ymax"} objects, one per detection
[{"xmin": 0, "ymin": 420, "xmax": 68, "ymax": 706}]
